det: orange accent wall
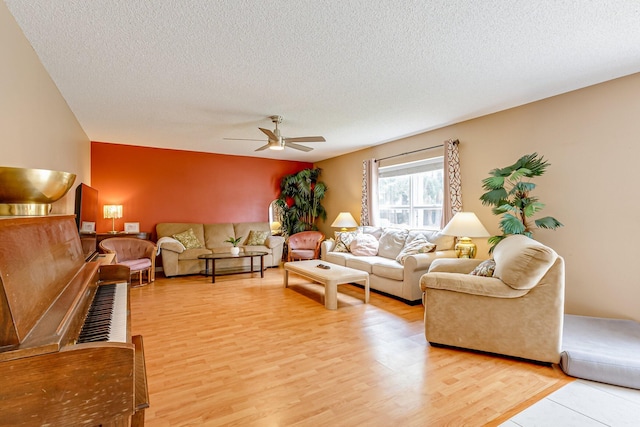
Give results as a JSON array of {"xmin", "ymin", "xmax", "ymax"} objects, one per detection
[{"xmin": 91, "ymin": 142, "xmax": 312, "ymax": 239}]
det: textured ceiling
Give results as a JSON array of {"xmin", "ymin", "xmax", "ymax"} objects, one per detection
[{"xmin": 5, "ymin": 1, "xmax": 640, "ymax": 162}]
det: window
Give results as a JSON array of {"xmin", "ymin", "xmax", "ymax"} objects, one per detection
[{"xmin": 378, "ymin": 157, "xmax": 444, "ymax": 228}]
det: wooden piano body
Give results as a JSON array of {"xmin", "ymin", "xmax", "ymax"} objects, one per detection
[{"xmin": 0, "ymin": 215, "xmax": 148, "ymax": 426}]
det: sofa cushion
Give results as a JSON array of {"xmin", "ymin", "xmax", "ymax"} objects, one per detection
[
  {"xmin": 333, "ymin": 231, "xmax": 359, "ymax": 252},
  {"xmin": 157, "ymin": 223, "xmax": 205, "ymax": 242},
  {"xmin": 407, "ymin": 229, "xmax": 454, "ymax": 251},
  {"xmin": 177, "ymin": 247, "xmax": 212, "ymax": 260},
  {"xmin": 246, "ymin": 230, "xmax": 270, "ymax": 245},
  {"xmin": 350, "ymin": 233, "xmax": 379, "ymax": 256},
  {"xmin": 372, "ymin": 258, "xmax": 404, "ymax": 281},
  {"xmin": 324, "ymin": 251, "xmax": 351, "ymax": 266},
  {"xmin": 244, "ymin": 245, "xmax": 272, "ymax": 254},
  {"xmin": 345, "ymin": 256, "xmax": 378, "ymax": 273},
  {"xmin": 172, "ymin": 228, "xmax": 204, "ymax": 249},
  {"xmin": 120, "ymin": 258, "xmax": 152, "ymax": 271},
  {"xmin": 204, "ymin": 223, "xmax": 236, "ymax": 248},
  {"xmin": 359, "ymin": 226, "xmax": 384, "ymax": 240},
  {"xmin": 395, "ymin": 237, "xmax": 435, "ymax": 265},
  {"xmin": 492, "ymin": 235, "xmax": 558, "ymax": 290},
  {"xmin": 422, "ymin": 272, "xmax": 529, "ymax": 298},
  {"xmin": 377, "ymin": 228, "xmax": 409, "ymax": 259},
  {"xmin": 234, "ymin": 222, "xmax": 271, "ymax": 244}
]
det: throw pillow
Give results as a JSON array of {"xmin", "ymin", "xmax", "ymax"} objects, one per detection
[
  {"xmin": 333, "ymin": 231, "xmax": 359, "ymax": 252},
  {"xmin": 470, "ymin": 259, "xmax": 496, "ymax": 277},
  {"xmin": 395, "ymin": 237, "xmax": 436, "ymax": 265},
  {"xmin": 246, "ymin": 230, "xmax": 270, "ymax": 245},
  {"xmin": 172, "ymin": 228, "xmax": 203, "ymax": 249},
  {"xmin": 350, "ymin": 233, "xmax": 379, "ymax": 256},
  {"xmin": 378, "ymin": 228, "xmax": 409, "ymax": 259}
]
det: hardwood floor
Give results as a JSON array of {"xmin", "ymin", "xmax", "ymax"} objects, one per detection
[{"xmin": 130, "ymin": 266, "xmax": 571, "ymax": 426}]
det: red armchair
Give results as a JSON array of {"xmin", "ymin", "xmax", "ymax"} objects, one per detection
[{"xmin": 287, "ymin": 231, "xmax": 325, "ymax": 262}]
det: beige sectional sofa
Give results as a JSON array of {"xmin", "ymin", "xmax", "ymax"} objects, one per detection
[
  {"xmin": 321, "ymin": 226, "xmax": 456, "ymax": 303},
  {"xmin": 156, "ymin": 222, "xmax": 285, "ymax": 277}
]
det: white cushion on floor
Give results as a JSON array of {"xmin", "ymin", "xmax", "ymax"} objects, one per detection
[{"xmin": 560, "ymin": 314, "xmax": 640, "ymax": 390}]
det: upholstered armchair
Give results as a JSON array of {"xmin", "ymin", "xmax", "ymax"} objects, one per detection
[
  {"xmin": 419, "ymin": 234, "xmax": 565, "ymax": 364},
  {"xmin": 287, "ymin": 231, "xmax": 325, "ymax": 262},
  {"xmin": 99, "ymin": 237, "xmax": 157, "ymax": 286}
]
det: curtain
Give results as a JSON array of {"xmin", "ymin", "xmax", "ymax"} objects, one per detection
[
  {"xmin": 441, "ymin": 139, "xmax": 462, "ymax": 227},
  {"xmin": 361, "ymin": 159, "xmax": 378, "ymax": 226}
]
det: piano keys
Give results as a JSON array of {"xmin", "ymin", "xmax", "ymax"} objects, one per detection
[
  {"xmin": 78, "ymin": 282, "xmax": 128, "ymax": 343},
  {"xmin": 0, "ymin": 215, "xmax": 148, "ymax": 426}
]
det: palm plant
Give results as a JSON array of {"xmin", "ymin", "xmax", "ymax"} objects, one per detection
[
  {"xmin": 276, "ymin": 168, "xmax": 327, "ymax": 237},
  {"xmin": 480, "ymin": 153, "xmax": 563, "ymax": 251}
]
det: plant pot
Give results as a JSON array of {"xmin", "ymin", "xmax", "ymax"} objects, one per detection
[{"xmin": 230, "ymin": 247, "xmax": 240, "ymax": 255}]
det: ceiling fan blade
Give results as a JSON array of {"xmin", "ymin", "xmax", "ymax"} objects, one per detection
[
  {"xmin": 259, "ymin": 127, "xmax": 278, "ymax": 141},
  {"xmin": 255, "ymin": 144, "xmax": 270, "ymax": 151},
  {"xmin": 224, "ymin": 137, "xmax": 267, "ymax": 142},
  {"xmin": 285, "ymin": 136, "xmax": 326, "ymax": 143},
  {"xmin": 285, "ymin": 142, "xmax": 314, "ymax": 152}
]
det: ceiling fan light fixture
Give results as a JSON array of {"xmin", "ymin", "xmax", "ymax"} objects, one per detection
[{"xmin": 226, "ymin": 115, "xmax": 324, "ymax": 152}]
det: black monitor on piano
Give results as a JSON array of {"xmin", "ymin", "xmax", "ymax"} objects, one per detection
[{"xmin": 74, "ymin": 183, "xmax": 99, "ymax": 261}]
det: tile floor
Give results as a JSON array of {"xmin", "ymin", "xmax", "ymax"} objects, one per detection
[{"xmin": 500, "ymin": 379, "xmax": 640, "ymax": 426}]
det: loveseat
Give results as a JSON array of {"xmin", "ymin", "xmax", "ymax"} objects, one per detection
[
  {"xmin": 321, "ymin": 226, "xmax": 456, "ymax": 303},
  {"xmin": 156, "ymin": 222, "xmax": 285, "ymax": 277}
]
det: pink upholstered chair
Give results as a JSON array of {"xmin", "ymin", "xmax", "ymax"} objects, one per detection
[
  {"xmin": 99, "ymin": 237, "xmax": 156, "ymax": 286},
  {"xmin": 287, "ymin": 231, "xmax": 325, "ymax": 262}
]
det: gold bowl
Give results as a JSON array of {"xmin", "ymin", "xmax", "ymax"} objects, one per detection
[{"xmin": 0, "ymin": 166, "xmax": 76, "ymax": 215}]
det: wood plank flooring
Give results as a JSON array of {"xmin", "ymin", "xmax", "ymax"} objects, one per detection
[{"xmin": 129, "ymin": 266, "xmax": 571, "ymax": 426}]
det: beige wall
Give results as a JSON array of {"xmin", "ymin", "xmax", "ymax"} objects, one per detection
[
  {"xmin": 317, "ymin": 72, "xmax": 640, "ymax": 322},
  {"xmin": 0, "ymin": 3, "xmax": 90, "ymax": 214}
]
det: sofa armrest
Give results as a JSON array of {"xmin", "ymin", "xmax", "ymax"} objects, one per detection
[
  {"xmin": 320, "ymin": 240, "xmax": 335, "ymax": 260},
  {"xmin": 428, "ymin": 258, "xmax": 484, "ymax": 274},
  {"xmin": 404, "ymin": 250, "xmax": 458, "ymax": 271},
  {"xmin": 420, "ymin": 272, "xmax": 528, "ymax": 298},
  {"xmin": 158, "ymin": 240, "xmax": 185, "ymax": 254},
  {"xmin": 265, "ymin": 235, "xmax": 285, "ymax": 249}
]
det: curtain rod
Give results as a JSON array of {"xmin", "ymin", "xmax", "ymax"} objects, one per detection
[{"xmin": 375, "ymin": 143, "xmax": 444, "ymax": 163}]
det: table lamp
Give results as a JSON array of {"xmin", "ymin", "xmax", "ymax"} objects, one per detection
[
  {"xmin": 331, "ymin": 212, "xmax": 358, "ymax": 232},
  {"xmin": 103, "ymin": 204, "xmax": 123, "ymax": 234},
  {"xmin": 441, "ymin": 212, "xmax": 490, "ymax": 258}
]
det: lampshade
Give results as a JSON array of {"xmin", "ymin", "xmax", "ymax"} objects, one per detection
[
  {"xmin": 103, "ymin": 205, "xmax": 123, "ymax": 219},
  {"xmin": 270, "ymin": 221, "xmax": 282, "ymax": 233},
  {"xmin": 441, "ymin": 212, "xmax": 490, "ymax": 259},
  {"xmin": 441, "ymin": 212, "xmax": 490, "ymax": 237},
  {"xmin": 331, "ymin": 212, "xmax": 358, "ymax": 231},
  {"xmin": 103, "ymin": 204, "xmax": 123, "ymax": 234}
]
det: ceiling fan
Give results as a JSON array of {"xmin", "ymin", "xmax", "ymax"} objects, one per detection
[{"xmin": 224, "ymin": 115, "xmax": 325, "ymax": 152}]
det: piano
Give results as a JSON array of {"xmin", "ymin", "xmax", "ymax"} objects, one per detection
[{"xmin": 0, "ymin": 215, "xmax": 149, "ymax": 426}]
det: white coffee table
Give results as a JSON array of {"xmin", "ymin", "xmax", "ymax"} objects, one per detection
[{"xmin": 283, "ymin": 260, "xmax": 370, "ymax": 310}]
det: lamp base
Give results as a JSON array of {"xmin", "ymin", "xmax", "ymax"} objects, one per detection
[{"xmin": 455, "ymin": 237, "xmax": 477, "ymax": 258}]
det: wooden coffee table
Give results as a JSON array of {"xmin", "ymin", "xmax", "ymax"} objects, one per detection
[
  {"xmin": 283, "ymin": 260, "xmax": 369, "ymax": 310},
  {"xmin": 199, "ymin": 251, "xmax": 267, "ymax": 283}
]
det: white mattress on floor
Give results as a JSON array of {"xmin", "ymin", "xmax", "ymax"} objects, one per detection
[{"xmin": 560, "ymin": 314, "xmax": 640, "ymax": 390}]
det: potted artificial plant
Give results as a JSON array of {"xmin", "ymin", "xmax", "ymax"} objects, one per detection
[
  {"xmin": 224, "ymin": 236, "xmax": 242, "ymax": 255},
  {"xmin": 480, "ymin": 152, "xmax": 563, "ymax": 252},
  {"xmin": 275, "ymin": 167, "xmax": 327, "ymax": 238}
]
